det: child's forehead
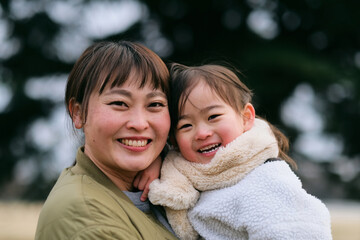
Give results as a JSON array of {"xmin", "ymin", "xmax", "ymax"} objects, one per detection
[
  {"xmin": 185, "ymin": 79, "xmax": 222, "ymax": 97},
  {"xmin": 182, "ymin": 81, "xmax": 224, "ymax": 107},
  {"xmin": 181, "ymin": 77, "xmax": 243, "ymax": 112}
]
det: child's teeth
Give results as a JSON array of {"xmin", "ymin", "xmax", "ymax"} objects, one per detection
[
  {"xmin": 200, "ymin": 144, "xmax": 217, "ymax": 151},
  {"xmin": 199, "ymin": 144, "xmax": 220, "ymax": 153}
]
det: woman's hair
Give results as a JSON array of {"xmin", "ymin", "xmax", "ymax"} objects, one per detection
[
  {"xmin": 65, "ymin": 40, "xmax": 169, "ymax": 126},
  {"xmin": 169, "ymin": 63, "xmax": 296, "ymax": 168}
]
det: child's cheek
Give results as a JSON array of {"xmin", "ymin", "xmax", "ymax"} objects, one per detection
[{"xmin": 177, "ymin": 135, "xmax": 192, "ymax": 158}]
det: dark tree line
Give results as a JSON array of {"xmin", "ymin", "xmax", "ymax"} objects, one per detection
[{"xmin": 0, "ymin": 0, "xmax": 359, "ymax": 200}]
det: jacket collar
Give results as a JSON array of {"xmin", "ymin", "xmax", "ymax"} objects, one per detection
[{"xmin": 71, "ymin": 147, "xmax": 133, "ymax": 204}]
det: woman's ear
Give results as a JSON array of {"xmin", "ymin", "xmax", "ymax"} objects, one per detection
[
  {"xmin": 242, "ymin": 103, "xmax": 255, "ymax": 132},
  {"xmin": 69, "ymin": 99, "xmax": 83, "ymax": 129}
]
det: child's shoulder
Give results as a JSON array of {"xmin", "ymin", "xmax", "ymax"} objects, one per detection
[{"xmin": 253, "ymin": 160, "xmax": 300, "ymax": 184}]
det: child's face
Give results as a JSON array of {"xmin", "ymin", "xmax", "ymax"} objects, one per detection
[{"xmin": 175, "ymin": 81, "xmax": 252, "ymax": 164}]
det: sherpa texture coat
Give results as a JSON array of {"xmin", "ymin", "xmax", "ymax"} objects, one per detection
[
  {"xmin": 149, "ymin": 119, "xmax": 332, "ymax": 240},
  {"xmin": 35, "ymin": 147, "xmax": 177, "ymax": 240}
]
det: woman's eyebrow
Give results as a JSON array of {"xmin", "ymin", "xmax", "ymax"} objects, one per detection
[
  {"xmin": 104, "ymin": 89, "xmax": 131, "ymax": 97},
  {"xmin": 104, "ymin": 89, "xmax": 166, "ymax": 99},
  {"xmin": 146, "ymin": 91, "xmax": 167, "ymax": 99}
]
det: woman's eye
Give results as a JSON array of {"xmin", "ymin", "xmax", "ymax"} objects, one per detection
[
  {"xmin": 149, "ymin": 102, "xmax": 166, "ymax": 108},
  {"xmin": 110, "ymin": 101, "xmax": 127, "ymax": 107},
  {"xmin": 208, "ymin": 114, "xmax": 220, "ymax": 120}
]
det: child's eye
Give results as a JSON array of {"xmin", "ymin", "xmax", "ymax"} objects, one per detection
[
  {"xmin": 208, "ymin": 114, "xmax": 220, "ymax": 120},
  {"xmin": 178, "ymin": 123, "xmax": 192, "ymax": 130}
]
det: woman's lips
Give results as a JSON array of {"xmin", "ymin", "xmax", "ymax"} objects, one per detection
[{"xmin": 120, "ymin": 139, "xmax": 149, "ymax": 147}]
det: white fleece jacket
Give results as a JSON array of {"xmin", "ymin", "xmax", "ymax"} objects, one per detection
[{"xmin": 149, "ymin": 119, "xmax": 332, "ymax": 240}]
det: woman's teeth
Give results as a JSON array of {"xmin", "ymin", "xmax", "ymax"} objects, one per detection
[
  {"xmin": 199, "ymin": 143, "xmax": 221, "ymax": 153},
  {"xmin": 121, "ymin": 139, "xmax": 148, "ymax": 147}
]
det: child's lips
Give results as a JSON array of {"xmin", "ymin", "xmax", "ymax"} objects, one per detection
[{"xmin": 198, "ymin": 143, "xmax": 221, "ymax": 153}]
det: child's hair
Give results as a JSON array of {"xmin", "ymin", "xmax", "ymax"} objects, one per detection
[{"xmin": 169, "ymin": 63, "xmax": 296, "ymax": 169}]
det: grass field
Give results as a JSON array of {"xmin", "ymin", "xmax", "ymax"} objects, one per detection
[{"xmin": 0, "ymin": 200, "xmax": 359, "ymax": 240}]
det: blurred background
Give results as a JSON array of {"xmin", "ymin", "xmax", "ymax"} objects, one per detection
[{"xmin": 0, "ymin": 0, "xmax": 359, "ymax": 239}]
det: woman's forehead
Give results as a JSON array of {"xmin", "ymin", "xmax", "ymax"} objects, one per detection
[{"xmin": 102, "ymin": 73, "xmax": 160, "ymax": 93}]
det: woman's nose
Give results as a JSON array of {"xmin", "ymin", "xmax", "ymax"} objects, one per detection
[{"xmin": 126, "ymin": 109, "xmax": 149, "ymax": 131}]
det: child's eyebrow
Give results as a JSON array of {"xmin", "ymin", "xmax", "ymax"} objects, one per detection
[
  {"xmin": 178, "ymin": 104, "xmax": 224, "ymax": 120},
  {"xmin": 199, "ymin": 104, "xmax": 223, "ymax": 114},
  {"xmin": 178, "ymin": 114, "xmax": 190, "ymax": 121}
]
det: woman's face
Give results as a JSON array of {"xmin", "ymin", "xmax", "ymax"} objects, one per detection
[{"xmin": 80, "ymin": 79, "xmax": 170, "ymax": 177}]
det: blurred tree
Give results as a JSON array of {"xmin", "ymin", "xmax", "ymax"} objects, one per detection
[{"xmin": 0, "ymin": 0, "xmax": 359, "ymax": 200}]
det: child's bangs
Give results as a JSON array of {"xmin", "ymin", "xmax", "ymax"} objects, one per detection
[{"xmin": 177, "ymin": 72, "xmax": 201, "ymax": 114}]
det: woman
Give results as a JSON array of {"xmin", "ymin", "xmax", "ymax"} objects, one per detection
[{"xmin": 35, "ymin": 41, "xmax": 177, "ymax": 239}]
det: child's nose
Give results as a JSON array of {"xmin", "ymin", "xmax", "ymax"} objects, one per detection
[{"xmin": 195, "ymin": 125, "xmax": 212, "ymax": 140}]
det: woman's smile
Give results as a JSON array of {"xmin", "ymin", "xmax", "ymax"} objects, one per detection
[
  {"xmin": 119, "ymin": 138, "xmax": 150, "ymax": 148},
  {"xmin": 82, "ymin": 80, "xmax": 170, "ymax": 174}
]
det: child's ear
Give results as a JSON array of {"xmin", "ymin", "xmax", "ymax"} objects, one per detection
[
  {"xmin": 69, "ymin": 99, "xmax": 83, "ymax": 129},
  {"xmin": 242, "ymin": 103, "xmax": 255, "ymax": 132}
]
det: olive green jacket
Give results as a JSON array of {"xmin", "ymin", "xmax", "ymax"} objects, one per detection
[{"xmin": 35, "ymin": 147, "xmax": 177, "ymax": 240}]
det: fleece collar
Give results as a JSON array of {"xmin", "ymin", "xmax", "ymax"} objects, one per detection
[{"xmin": 172, "ymin": 118, "xmax": 279, "ymax": 191}]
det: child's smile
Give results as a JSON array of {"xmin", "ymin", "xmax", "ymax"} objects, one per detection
[
  {"xmin": 198, "ymin": 143, "xmax": 221, "ymax": 154},
  {"xmin": 175, "ymin": 81, "xmax": 249, "ymax": 164}
]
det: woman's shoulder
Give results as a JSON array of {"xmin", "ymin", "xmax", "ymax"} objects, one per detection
[
  {"xmin": 36, "ymin": 168, "xmax": 133, "ymax": 238},
  {"xmin": 44, "ymin": 166, "xmax": 134, "ymax": 214}
]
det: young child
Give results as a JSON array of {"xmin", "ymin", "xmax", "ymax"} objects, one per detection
[{"xmin": 148, "ymin": 63, "xmax": 332, "ymax": 240}]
